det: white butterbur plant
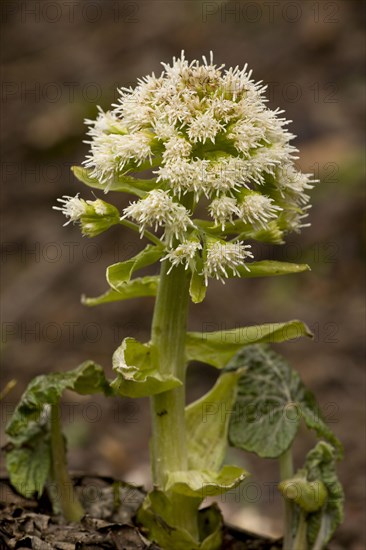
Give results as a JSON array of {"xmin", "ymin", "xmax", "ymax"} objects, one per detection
[{"xmin": 6, "ymin": 52, "xmax": 343, "ymax": 550}]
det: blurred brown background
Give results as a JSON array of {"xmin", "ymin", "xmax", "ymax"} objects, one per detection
[{"xmin": 1, "ymin": 1, "xmax": 365, "ymax": 548}]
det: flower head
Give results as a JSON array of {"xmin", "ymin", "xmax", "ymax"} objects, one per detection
[
  {"xmin": 123, "ymin": 189, "xmax": 193, "ymax": 245},
  {"xmin": 162, "ymin": 240, "xmax": 202, "ymax": 274},
  {"xmin": 203, "ymin": 239, "xmax": 253, "ymax": 285},
  {"xmin": 53, "ymin": 194, "xmax": 120, "ymax": 237},
  {"xmin": 53, "ymin": 194, "xmax": 87, "ymax": 225},
  {"xmin": 239, "ymin": 191, "xmax": 282, "ymax": 229},
  {"xmin": 67, "ymin": 52, "xmax": 316, "ymax": 286},
  {"xmin": 209, "ymin": 196, "xmax": 239, "ymax": 230}
]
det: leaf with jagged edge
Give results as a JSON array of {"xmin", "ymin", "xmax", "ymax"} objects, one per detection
[
  {"xmin": 305, "ymin": 442, "xmax": 344, "ymax": 549},
  {"xmin": 110, "ymin": 337, "xmax": 182, "ymax": 398},
  {"xmin": 226, "ymin": 345, "xmax": 342, "ymax": 458},
  {"xmin": 5, "ymin": 422, "xmax": 51, "ymax": 498},
  {"xmin": 5, "ymin": 361, "xmax": 110, "ymax": 498}
]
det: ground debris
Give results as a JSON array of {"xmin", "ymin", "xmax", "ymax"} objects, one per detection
[
  {"xmin": 0, "ymin": 476, "xmax": 157, "ymax": 550},
  {"xmin": 0, "ymin": 476, "xmax": 282, "ymax": 549}
]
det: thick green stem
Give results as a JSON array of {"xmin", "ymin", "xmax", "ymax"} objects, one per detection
[
  {"xmin": 150, "ymin": 260, "xmax": 199, "ymax": 538},
  {"xmin": 279, "ymin": 447, "xmax": 294, "ymax": 550},
  {"xmin": 50, "ymin": 402, "xmax": 84, "ymax": 522}
]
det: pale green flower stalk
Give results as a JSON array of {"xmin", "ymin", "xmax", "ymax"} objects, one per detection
[{"xmin": 54, "ymin": 52, "xmax": 316, "ymax": 548}]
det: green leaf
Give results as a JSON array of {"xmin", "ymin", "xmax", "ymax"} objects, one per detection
[
  {"xmin": 305, "ymin": 442, "xmax": 344, "ymax": 548},
  {"xmin": 165, "ymin": 465, "xmax": 248, "ymax": 499},
  {"xmin": 5, "ymin": 422, "xmax": 51, "ymax": 498},
  {"xmin": 186, "ymin": 320, "xmax": 312, "ymax": 369},
  {"xmin": 6, "ymin": 361, "xmax": 111, "ymax": 441},
  {"xmin": 227, "ymin": 345, "xmax": 341, "ymax": 458},
  {"xmin": 71, "ymin": 166, "xmax": 158, "ymax": 197},
  {"xmin": 5, "ymin": 361, "xmax": 109, "ymax": 498},
  {"xmin": 110, "ymin": 337, "xmax": 182, "ymax": 398},
  {"xmin": 238, "ymin": 260, "xmax": 310, "ymax": 278},
  {"xmin": 137, "ymin": 492, "xmax": 223, "ymax": 550},
  {"xmin": 82, "ymin": 276, "xmax": 159, "ymax": 306},
  {"xmin": 107, "ymin": 244, "xmax": 164, "ymax": 290},
  {"xmin": 186, "ymin": 370, "xmax": 244, "ymax": 472}
]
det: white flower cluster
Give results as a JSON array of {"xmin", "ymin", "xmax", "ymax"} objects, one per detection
[
  {"xmin": 72, "ymin": 52, "xmax": 316, "ymax": 284},
  {"xmin": 53, "ymin": 194, "xmax": 119, "ymax": 237},
  {"xmin": 123, "ymin": 189, "xmax": 193, "ymax": 246},
  {"xmin": 203, "ymin": 240, "xmax": 253, "ymax": 285},
  {"xmin": 54, "ymin": 194, "xmax": 87, "ymax": 225},
  {"xmin": 162, "ymin": 240, "xmax": 202, "ymax": 274}
]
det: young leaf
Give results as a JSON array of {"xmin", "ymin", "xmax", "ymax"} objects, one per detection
[
  {"xmin": 186, "ymin": 320, "xmax": 312, "ymax": 369},
  {"xmin": 189, "ymin": 256, "xmax": 207, "ymax": 304},
  {"xmin": 110, "ymin": 337, "xmax": 182, "ymax": 398},
  {"xmin": 82, "ymin": 276, "xmax": 158, "ymax": 306},
  {"xmin": 185, "ymin": 370, "xmax": 244, "ymax": 472},
  {"xmin": 107, "ymin": 244, "xmax": 164, "ymax": 290},
  {"xmin": 226, "ymin": 345, "xmax": 341, "ymax": 458},
  {"xmin": 165, "ymin": 465, "xmax": 248, "ymax": 499},
  {"xmin": 71, "ymin": 166, "xmax": 158, "ymax": 197},
  {"xmin": 305, "ymin": 442, "xmax": 344, "ymax": 549},
  {"xmin": 5, "ymin": 361, "xmax": 110, "ymax": 498},
  {"xmin": 279, "ymin": 472, "xmax": 327, "ymax": 513}
]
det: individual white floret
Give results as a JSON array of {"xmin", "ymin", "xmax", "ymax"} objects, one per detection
[
  {"xmin": 284, "ymin": 205, "xmax": 312, "ymax": 232},
  {"xmin": 227, "ymin": 120, "xmax": 265, "ymax": 155},
  {"xmin": 156, "ymin": 158, "xmax": 211, "ymax": 197},
  {"xmin": 203, "ymin": 240, "xmax": 253, "ymax": 285},
  {"xmin": 187, "ymin": 111, "xmax": 225, "ymax": 143},
  {"xmin": 162, "ymin": 240, "xmax": 202, "ymax": 274},
  {"xmin": 239, "ymin": 192, "xmax": 282, "ymax": 229},
  {"xmin": 122, "ymin": 189, "xmax": 193, "ymax": 244},
  {"xmin": 85, "ymin": 108, "xmax": 127, "ymax": 136},
  {"xmin": 84, "ymin": 132, "xmax": 152, "ymax": 184},
  {"xmin": 277, "ymin": 164, "xmax": 315, "ymax": 204},
  {"xmin": 162, "ymin": 135, "xmax": 192, "ymax": 162},
  {"xmin": 209, "ymin": 197, "xmax": 239, "ymax": 229},
  {"xmin": 53, "ymin": 195, "xmax": 120, "ymax": 237},
  {"xmin": 53, "ymin": 194, "xmax": 86, "ymax": 225}
]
